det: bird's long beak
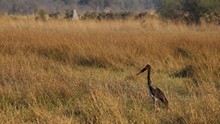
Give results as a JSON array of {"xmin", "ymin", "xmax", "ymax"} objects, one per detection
[{"xmin": 136, "ymin": 67, "xmax": 147, "ymax": 76}]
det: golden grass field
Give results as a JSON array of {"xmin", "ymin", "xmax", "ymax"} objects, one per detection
[{"xmin": 0, "ymin": 16, "xmax": 220, "ymax": 123}]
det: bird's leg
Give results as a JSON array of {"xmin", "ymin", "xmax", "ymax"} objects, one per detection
[
  {"xmin": 154, "ymin": 98, "xmax": 160, "ymax": 112},
  {"xmin": 154, "ymin": 97, "xmax": 157, "ymax": 110}
]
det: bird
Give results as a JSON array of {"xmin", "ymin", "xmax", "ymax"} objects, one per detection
[{"xmin": 136, "ymin": 64, "xmax": 168, "ymax": 109}]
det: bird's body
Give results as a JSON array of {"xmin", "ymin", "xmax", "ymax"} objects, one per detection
[{"xmin": 136, "ymin": 64, "xmax": 168, "ymax": 109}]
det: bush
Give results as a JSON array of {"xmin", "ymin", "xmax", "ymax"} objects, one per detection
[{"xmin": 35, "ymin": 9, "xmax": 49, "ymax": 21}]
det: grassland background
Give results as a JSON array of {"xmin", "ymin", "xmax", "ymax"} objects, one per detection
[{"xmin": 0, "ymin": 16, "xmax": 220, "ymax": 123}]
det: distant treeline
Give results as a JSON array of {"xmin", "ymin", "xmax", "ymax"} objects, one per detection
[
  {"xmin": 34, "ymin": 9, "xmax": 158, "ymax": 21},
  {"xmin": 35, "ymin": 9, "xmax": 220, "ymax": 25},
  {"xmin": 0, "ymin": 0, "xmax": 220, "ymax": 24}
]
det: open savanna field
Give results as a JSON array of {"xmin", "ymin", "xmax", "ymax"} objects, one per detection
[{"xmin": 0, "ymin": 16, "xmax": 220, "ymax": 123}]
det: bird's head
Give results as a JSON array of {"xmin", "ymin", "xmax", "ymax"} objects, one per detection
[{"xmin": 136, "ymin": 64, "xmax": 151, "ymax": 76}]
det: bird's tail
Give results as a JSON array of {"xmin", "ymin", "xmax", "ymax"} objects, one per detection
[
  {"xmin": 163, "ymin": 97, "xmax": 169, "ymax": 109},
  {"xmin": 159, "ymin": 96, "xmax": 168, "ymax": 109}
]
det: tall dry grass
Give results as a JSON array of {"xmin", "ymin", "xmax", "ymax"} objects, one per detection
[{"xmin": 0, "ymin": 16, "xmax": 220, "ymax": 123}]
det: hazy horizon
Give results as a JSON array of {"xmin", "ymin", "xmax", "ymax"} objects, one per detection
[{"xmin": 0, "ymin": 0, "xmax": 156, "ymax": 15}]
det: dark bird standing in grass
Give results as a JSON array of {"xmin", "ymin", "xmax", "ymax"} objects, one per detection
[{"xmin": 136, "ymin": 64, "xmax": 168, "ymax": 109}]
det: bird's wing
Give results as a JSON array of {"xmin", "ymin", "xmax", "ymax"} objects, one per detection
[
  {"xmin": 155, "ymin": 87, "xmax": 165, "ymax": 96},
  {"xmin": 155, "ymin": 87, "xmax": 168, "ymax": 104}
]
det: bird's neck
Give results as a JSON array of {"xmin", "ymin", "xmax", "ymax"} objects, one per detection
[
  {"xmin": 147, "ymin": 69, "xmax": 152, "ymax": 86},
  {"xmin": 147, "ymin": 68, "xmax": 154, "ymax": 97}
]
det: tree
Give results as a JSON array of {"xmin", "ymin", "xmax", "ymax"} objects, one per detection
[
  {"xmin": 198, "ymin": 0, "xmax": 220, "ymax": 13},
  {"xmin": 156, "ymin": 0, "xmax": 220, "ymax": 24},
  {"xmin": 181, "ymin": 0, "xmax": 200, "ymax": 24},
  {"xmin": 156, "ymin": 0, "xmax": 182, "ymax": 19}
]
